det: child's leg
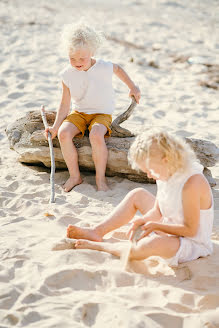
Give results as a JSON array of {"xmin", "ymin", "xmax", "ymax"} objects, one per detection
[
  {"xmin": 67, "ymin": 188, "xmax": 155, "ymax": 239},
  {"xmin": 58, "ymin": 122, "xmax": 83, "ymax": 192},
  {"xmin": 89, "ymin": 123, "xmax": 109, "ymax": 191},
  {"xmin": 75, "ymin": 233, "xmax": 180, "ymax": 261}
]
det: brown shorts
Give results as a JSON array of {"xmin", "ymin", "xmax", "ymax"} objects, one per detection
[{"xmin": 64, "ymin": 111, "xmax": 112, "ymax": 137}]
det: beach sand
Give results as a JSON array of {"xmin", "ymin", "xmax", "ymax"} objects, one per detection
[{"xmin": 0, "ymin": 0, "xmax": 219, "ymax": 327}]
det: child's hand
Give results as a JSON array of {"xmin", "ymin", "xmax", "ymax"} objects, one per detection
[
  {"xmin": 138, "ymin": 221, "xmax": 156, "ymax": 240},
  {"xmin": 129, "ymin": 85, "xmax": 141, "ymax": 104},
  {"xmin": 45, "ymin": 127, "xmax": 58, "ymax": 140},
  {"xmin": 127, "ymin": 218, "xmax": 145, "ymax": 241}
]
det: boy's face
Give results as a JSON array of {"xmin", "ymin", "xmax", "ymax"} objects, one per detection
[{"xmin": 69, "ymin": 47, "xmax": 93, "ymax": 71}]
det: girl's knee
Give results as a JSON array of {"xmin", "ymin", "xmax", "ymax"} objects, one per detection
[
  {"xmin": 125, "ymin": 188, "xmax": 152, "ymax": 213},
  {"xmin": 128, "ymin": 188, "xmax": 146, "ymax": 201},
  {"xmin": 130, "ymin": 187, "xmax": 154, "ymax": 204}
]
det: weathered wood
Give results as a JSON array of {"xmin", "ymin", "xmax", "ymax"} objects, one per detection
[
  {"xmin": 111, "ymin": 96, "xmax": 137, "ymax": 137},
  {"xmin": 6, "ymin": 110, "xmax": 219, "ymax": 186}
]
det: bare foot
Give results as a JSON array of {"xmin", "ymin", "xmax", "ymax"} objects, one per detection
[
  {"xmin": 75, "ymin": 239, "xmax": 101, "ymax": 250},
  {"xmin": 75, "ymin": 239, "xmax": 122, "ymax": 258},
  {"xmin": 66, "ymin": 225, "xmax": 102, "ymax": 241},
  {"xmin": 52, "ymin": 238, "xmax": 76, "ymax": 251},
  {"xmin": 62, "ymin": 177, "xmax": 83, "ymax": 192},
  {"xmin": 96, "ymin": 178, "xmax": 109, "ymax": 191}
]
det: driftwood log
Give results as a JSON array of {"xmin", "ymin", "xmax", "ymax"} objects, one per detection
[{"xmin": 6, "ymin": 98, "xmax": 219, "ymax": 186}]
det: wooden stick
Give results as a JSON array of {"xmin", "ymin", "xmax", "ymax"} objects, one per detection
[
  {"xmin": 40, "ymin": 105, "xmax": 55, "ymax": 203},
  {"xmin": 112, "ymin": 96, "xmax": 137, "ymax": 127},
  {"xmin": 111, "ymin": 96, "xmax": 137, "ymax": 137}
]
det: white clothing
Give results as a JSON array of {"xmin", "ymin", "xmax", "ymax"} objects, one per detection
[
  {"xmin": 60, "ymin": 59, "xmax": 115, "ymax": 114},
  {"xmin": 156, "ymin": 162, "xmax": 214, "ymax": 266}
]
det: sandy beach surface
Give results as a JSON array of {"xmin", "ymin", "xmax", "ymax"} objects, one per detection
[{"xmin": 1, "ymin": 0, "xmax": 219, "ymax": 327}]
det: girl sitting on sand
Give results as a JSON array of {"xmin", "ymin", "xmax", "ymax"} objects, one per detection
[
  {"xmin": 66, "ymin": 130, "xmax": 214, "ymax": 266},
  {"xmin": 45, "ymin": 22, "xmax": 140, "ymax": 192}
]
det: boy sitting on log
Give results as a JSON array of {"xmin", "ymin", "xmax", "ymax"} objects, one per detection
[{"xmin": 45, "ymin": 22, "xmax": 140, "ymax": 192}]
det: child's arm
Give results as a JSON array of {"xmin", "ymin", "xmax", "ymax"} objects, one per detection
[
  {"xmin": 142, "ymin": 199, "xmax": 163, "ymax": 223},
  {"xmin": 45, "ymin": 82, "xmax": 71, "ymax": 139},
  {"xmin": 113, "ymin": 64, "xmax": 141, "ymax": 103},
  {"xmin": 128, "ymin": 199, "xmax": 162, "ymax": 240},
  {"xmin": 139, "ymin": 175, "xmax": 204, "ymax": 240}
]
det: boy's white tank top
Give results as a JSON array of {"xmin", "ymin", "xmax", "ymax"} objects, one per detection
[
  {"xmin": 156, "ymin": 162, "xmax": 214, "ymax": 252},
  {"xmin": 60, "ymin": 59, "xmax": 115, "ymax": 114}
]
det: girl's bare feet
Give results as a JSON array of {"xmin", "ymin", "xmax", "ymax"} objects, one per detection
[
  {"xmin": 75, "ymin": 239, "xmax": 123, "ymax": 258},
  {"xmin": 62, "ymin": 177, "xmax": 83, "ymax": 192},
  {"xmin": 75, "ymin": 239, "xmax": 101, "ymax": 250},
  {"xmin": 66, "ymin": 225, "xmax": 103, "ymax": 241}
]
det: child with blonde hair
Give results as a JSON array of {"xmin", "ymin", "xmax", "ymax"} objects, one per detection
[
  {"xmin": 45, "ymin": 22, "xmax": 140, "ymax": 192},
  {"xmin": 66, "ymin": 130, "xmax": 214, "ymax": 266}
]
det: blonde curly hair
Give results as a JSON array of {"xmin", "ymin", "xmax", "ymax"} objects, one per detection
[
  {"xmin": 61, "ymin": 22, "xmax": 104, "ymax": 55},
  {"xmin": 128, "ymin": 129, "xmax": 197, "ymax": 174}
]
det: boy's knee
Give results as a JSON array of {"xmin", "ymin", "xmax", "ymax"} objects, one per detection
[
  {"xmin": 58, "ymin": 128, "xmax": 72, "ymax": 142},
  {"xmin": 89, "ymin": 129, "xmax": 104, "ymax": 144}
]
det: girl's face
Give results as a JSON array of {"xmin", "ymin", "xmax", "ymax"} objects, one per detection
[
  {"xmin": 69, "ymin": 47, "xmax": 93, "ymax": 71},
  {"xmin": 137, "ymin": 154, "xmax": 170, "ymax": 181}
]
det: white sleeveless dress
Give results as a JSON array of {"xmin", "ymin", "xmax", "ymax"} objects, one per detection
[{"xmin": 156, "ymin": 162, "xmax": 214, "ymax": 266}]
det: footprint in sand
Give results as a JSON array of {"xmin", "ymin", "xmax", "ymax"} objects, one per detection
[
  {"xmin": 153, "ymin": 110, "xmax": 166, "ymax": 119},
  {"xmin": 0, "ymin": 79, "xmax": 7, "ymax": 87},
  {"xmin": 17, "ymin": 83, "xmax": 25, "ymax": 89},
  {"xmin": 174, "ymin": 265, "xmax": 193, "ymax": 282},
  {"xmin": 8, "ymin": 92, "xmax": 24, "ymax": 99},
  {"xmin": 3, "ymin": 69, "xmax": 14, "ymax": 75},
  {"xmin": 179, "ymin": 95, "xmax": 193, "ymax": 101},
  {"xmin": 177, "ymin": 121, "xmax": 188, "ymax": 129},
  {"xmin": 0, "ymin": 285, "xmax": 20, "ymax": 309},
  {"xmin": 175, "ymin": 130, "xmax": 193, "ymax": 138},
  {"xmin": 114, "ymin": 272, "xmax": 135, "ymax": 287},
  {"xmin": 0, "ymin": 100, "xmax": 10, "ymax": 107},
  {"xmin": 8, "ymin": 181, "xmax": 19, "ymax": 192},
  {"xmin": 5, "ymin": 174, "xmax": 13, "ymax": 181},
  {"xmin": 178, "ymin": 107, "xmax": 190, "ymax": 113},
  {"xmin": 17, "ymin": 72, "xmax": 29, "ymax": 80},
  {"xmin": 73, "ymin": 302, "xmax": 99, "ymax": 326},
  {"xmin": 24, "ymin": 102, "xmax": 39, "ymax": 108},
  {"xmin": 56, "ymin": 215, "xmax": 80, "ymax": 226},
  {"xmin": 2, "ymin": 313, "xmax": 19, "ymax": 325},
  {"xmin": 44, "ymin": 268, "xmax": 104, "ymax": 291},
  {"xmin": 75, "ymin": 195, "xmax": 90, "ymax": 208},
  {"xmin": 21, "ymin": 292, "xmax": 44, "ymax": 305}
]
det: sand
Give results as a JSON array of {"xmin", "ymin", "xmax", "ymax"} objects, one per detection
[{"xmin": 1, "ymin": 0, "xmax": 219, "ymax": 327}]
